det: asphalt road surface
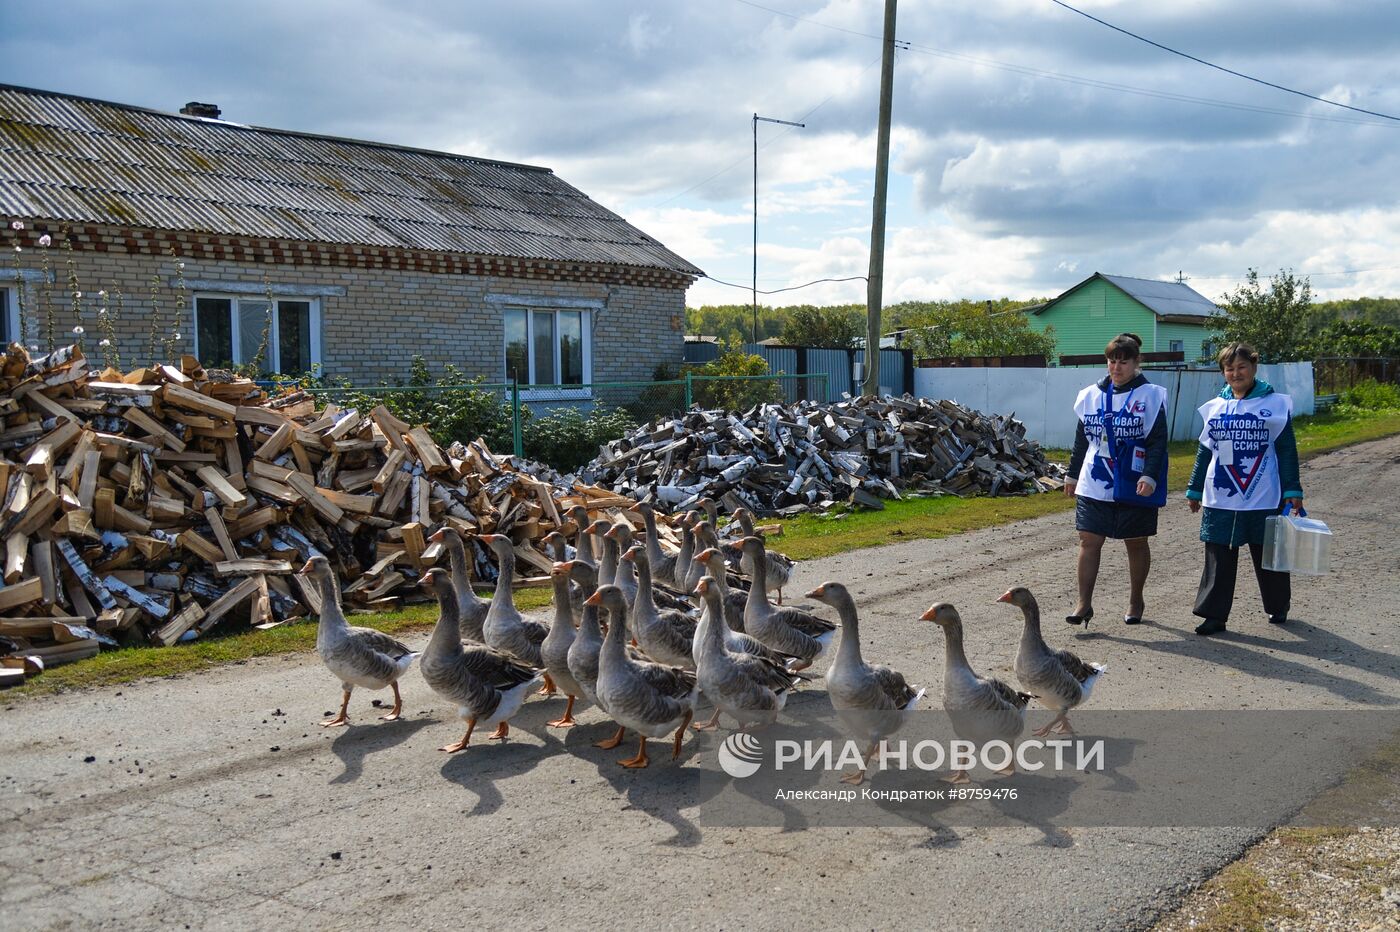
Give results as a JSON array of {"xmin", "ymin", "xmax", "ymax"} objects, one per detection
[{"xmin": 4, "ymin": 435, "xmax": 1398, "ymax": 931}]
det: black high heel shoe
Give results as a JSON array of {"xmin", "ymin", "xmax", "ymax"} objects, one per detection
[
  {"xmin": 1124, "ymin": 605, "xmax": 1145, "ymax": 626},
  {"xmin": 1064, "ymin": 608, "xmax": 1094, "ymax": 628}
]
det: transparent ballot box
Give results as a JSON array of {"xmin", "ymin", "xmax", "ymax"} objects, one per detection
[{"xmin": 1262, "ymin": 508, "xmax": 1332, "ymax": 575}]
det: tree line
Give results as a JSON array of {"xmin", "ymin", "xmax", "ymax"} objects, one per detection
[{"xmin": 689, "ymin": 273, "xmax": 1400, "ymax": 364}]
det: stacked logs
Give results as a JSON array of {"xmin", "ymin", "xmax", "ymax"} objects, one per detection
[
  {"xmin": 581, "ymin": 394, "xmax": 1064, "ymax": 517},
  {"xmin": 0, "ymin": 346, "xmax": 655, "ymax": 680}
]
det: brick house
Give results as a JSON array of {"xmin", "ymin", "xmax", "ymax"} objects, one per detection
[{"xmin": 0, "ymin": 84, "xmax": 702, "ymax": 390}]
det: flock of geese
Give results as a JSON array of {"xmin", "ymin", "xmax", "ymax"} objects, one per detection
[{"xmin": 302, "ymin": 500, "xmax": 1106, "ymax": 780}]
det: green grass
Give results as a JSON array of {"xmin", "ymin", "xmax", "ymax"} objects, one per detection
[
  {"xmin": 10, "ymin": 408, "xmax": 1399, "ymax": 697},
  {"xmin": 5, "ymin": 587, "xmax": 554, "ymax": 698}
]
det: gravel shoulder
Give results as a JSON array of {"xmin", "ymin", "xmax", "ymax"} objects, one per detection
[{"xmin": 3, "ymin": 435, "xmax": 1398, "ymax": 931}]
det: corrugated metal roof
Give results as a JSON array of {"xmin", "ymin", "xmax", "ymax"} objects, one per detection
[
  {"xmin": 1098, "ymin": 274, "xmax": 1218, "ymax": 318},
  {"xmin": 0, "ymin": 84, "xmax": 703, "ymax": 277}
]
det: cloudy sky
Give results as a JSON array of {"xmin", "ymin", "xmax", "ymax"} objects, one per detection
[{"xmin": 6, "ymin": 0, "xmax": 1400, "ymax": 307}]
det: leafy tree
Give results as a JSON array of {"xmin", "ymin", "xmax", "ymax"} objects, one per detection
[
  {"xmin": 685, "ymin": 304, "xmax": 789, "ymax": 345},
  {"xmin": 777, "ymin": 304, "xmax": 866, "ymax": 348},
  {"xmin": 1211, "ymin": 269, "xmax": 1313, "ymax": 362},
  {"xmin": 887, "ymin": 298, "xmax": 1057, "ymax": 360},
  {"xmin": 685, "ymin": 341, "xmax": 782, "ymax": 411},
  {"xmin": 1309, "ymin": 296, "xmax": 1400, "ymax": 328},
  {"xmin": 1303, "ymin": 320, "xmax": 1400, "ymax": 358}
]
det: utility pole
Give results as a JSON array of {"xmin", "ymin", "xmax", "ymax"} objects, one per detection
[
  {"xmin": 863, "ymin": 0, "xmax": 897, "ymax": 396},
  {"xmin": 753, "ymin": 113, "xmax": 805, "ymax": 344}
]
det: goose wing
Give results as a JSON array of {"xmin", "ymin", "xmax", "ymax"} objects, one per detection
[
  {"xmin": 870, "ymin": 662, "xmax": 919, "ymax": 708},
  {"xmin": 731, "ymin": 652, "xmax": 806, "ymax": 693},
  {"xmin": 771, "ymin": 606, "xmax": 836, "ymax": 638},
  {"xmin": 346, "ymin": 626, "xmax": 414, "ymax": 660},
  {"xmin": 636, "ymin": 660, "xmax": 698, "ymax": 701},
  {"xmin": 520, "ymin": 617, "xmax": 551, "ymax": 646},
  {"xmin": 462, "ymin": 644, "xmax": 539, "ymax": 690},
  {"xmin": 985, "ymin": 675, "xmax": 1033, "ymax": 711},
  {"xmin": 1053, "ymin": 648, "xmax": 1099, "ymax": 684}
]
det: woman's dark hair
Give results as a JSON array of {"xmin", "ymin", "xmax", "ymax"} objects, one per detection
[
  {"xmin": 1105, "ymin": 332, "xmax": 1142, "ymax": 361},
  {"xmin": 1216, "ymin": 341, "xmax": 1259, "ymax": 370}
]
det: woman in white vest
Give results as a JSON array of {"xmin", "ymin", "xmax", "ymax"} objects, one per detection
[
  {"xmin": 1064, "ymin": 333, "xmax": 1169, "ymax": 627},
  {"xmin": 1185, "ymin": 342, "xmax": 1303, "ymax": 636}
]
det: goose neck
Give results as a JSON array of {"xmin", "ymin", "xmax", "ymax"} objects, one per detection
[
  {"xmin": 831, "ymin": 594, "xmax": 862, "ymax": 668},
  {"xmin": 489, "ymin": 546, "xmax": 515, "ymax": 608},
  {"xmin": 426, "ymin": 588, "xmax": 463, "ymax": 657},
  {"xmin": 942, "ymin": 621, "xmax": 970, "ymax": 673}
]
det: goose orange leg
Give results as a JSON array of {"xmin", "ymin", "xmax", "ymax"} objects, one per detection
[
  {"xmin": 619, "ymin": 736, "xmax": 650, "ymax": 768},
  {"xmin": 692, "ymin": 708, "xmax": 722, "ymax": 731},
  {"xmin": 547, "ymin": 695, "xmax": 578, "ymax": 728},
  {"xmin": 321, "ymin": 688, "xmax": 351, "ymax": 727},
  {"xmin": 671, "ymin": 710, "xmax": 694, "ymax": 760},
  {"xmin": 440, "ymin": 718, "xmax": 477, "ymax": 753},
  {"xmin": 489, "ymin": 722, "xmax": 510, "ymax": 741},
  {"xmin": 1032, "ymin": 712, "xmax": 1068, "ymax": 738},
  {"xmin": 537, "ymin": 672, "xmax": 557, "ymax": 696},
  {"xmin": 595, "ymin": 724, "xmax": 626, "ymax": 749},
  {"xmin": 378, "ymin": 681, "xmax": 404, "ymax": 721}
]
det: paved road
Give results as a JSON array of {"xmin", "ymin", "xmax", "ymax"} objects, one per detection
[{"xmin": 4, "ymin": 435, "xmax": 1398, "ymax": 931}]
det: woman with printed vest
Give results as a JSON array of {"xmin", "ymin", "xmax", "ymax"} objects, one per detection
[
  {"xmin": 1186, "ymin": 342, "xmax": 1303, "ymax": 636},
  {"xmin": 1064, "ymin": 333, "xmax": 1169, "ymax": 628}
]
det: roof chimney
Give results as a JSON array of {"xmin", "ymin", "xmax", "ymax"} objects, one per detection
[{"xmin": 180, "ymin": 101, "xmax": 221, "ymax": 120}]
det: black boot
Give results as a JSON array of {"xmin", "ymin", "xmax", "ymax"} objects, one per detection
[
  {"xmin": 1268, "ymin": 614, "xmax": 1287, "ymax": 625},
  {"xmin": 1194, "ymin": 617, "xmax": 1228, "ymax": 636}
]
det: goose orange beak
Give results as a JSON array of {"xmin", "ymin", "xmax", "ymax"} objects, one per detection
[
  {"xmin": 694, "ymin": 578, "xmax": 710, "ymax": 596},
  {"xmin": 297, "ymin": 559, "xmax": 315, "ymax": 575},
  {"xmin": 805, "ymin": 584, "xmax": 826, "ymax": 599},
  {"xmin": 995, "ymin": 590, "xmax": 1013, "ymax": 604},
  {"xmin": 918, "ymin": 604, "xmax": 939, "ymax": 621},
  {"xmin": 478, "ymin": 533, "xmax": 499, "ymax": 544},
  {"xmin": 428, "ymin": 529, "xmax": 446, "ymax": 544},
  {"xmin": 584, "ymin": 591, "xmax": 603, "ymax": 606}
]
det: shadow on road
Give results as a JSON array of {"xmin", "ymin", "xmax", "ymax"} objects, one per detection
[
  {"xmin": 329, "ymin": 717, "xmax": 433, "ymax": 785},
  {"xmin": 1092, "ymin": 618, "xmax": 1399, "ymax": 707}
]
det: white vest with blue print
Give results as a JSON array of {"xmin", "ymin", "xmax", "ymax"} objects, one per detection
[
  {"xmin": 1197, "ymin": 392, "xmax": 1293, "ymax": 511},
  {"xmin": 1072, "ymin": 381, "xmax": 1168, "ymax": 503}
]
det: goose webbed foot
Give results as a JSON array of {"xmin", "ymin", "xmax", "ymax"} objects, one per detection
[
  {"xmin": 619, "ymin": 736, "xmax": 650, "ymax": 768},
  {"xmin": 378, "ymin": 682, "xmax": 404, "ymax": 721},
  {"xmin": 547, "ymin": 695, "xmax": 578, "ymax": 728},
  {"xmin": 941, "ymin": 770, "xmax": 972, "ymax": 784},
  {"xmin": 672, "ymin": 710, "xmax": 694, "ymax": 760},
  {"xmin": 692, "ymin": 708, "xmax": 722, "ymax": 731},
  {"xmin": 595, "ymin": 725, "xmax": 626, "ymax": 749},
  {"xmin": 489, "ymin": 722, "xmax": 510, "ymax": 741},
  {"xmin": 1032, "ymin": 713, "xmax": 1070, "ymax": 738},
  {"xmin": 320, "ymin": 688, "xmax": 351, "ymax": 727},
  {"xmin": 440, "ymin": 720, "xmax": 477, "ymax": 753},
  {"xmin": 839, "ymin": 769, "xmax": 866, "ymax": 785},
  {"xmin": 537, "ymin": 672, "xmax": 557, "ymax": 696}
]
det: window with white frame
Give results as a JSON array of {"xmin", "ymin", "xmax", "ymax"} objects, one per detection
[
  {"xmin": 1169, "ymin": 339, "xmax": 1184, "ymax": 353},
  {"xmin": 194, "ymin": 295, "xmax": 321, "ymax": 374},
  {"xmin": 502, "ymin": 306, "xmax": 590, "ymax": 389}
]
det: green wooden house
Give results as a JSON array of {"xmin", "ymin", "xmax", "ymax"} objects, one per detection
[{"xmin": 1025, "ymin": 273, "xmax": 1217, "ymax": 365}]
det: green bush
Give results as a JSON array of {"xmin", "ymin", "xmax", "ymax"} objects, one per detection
[
  {"xmin": 684, "ymin": 344, "xmax": 783, "ymax": 412},
  {"xmin": 522, "ymin": 405, "xmax": 637, "ymax": 472},
  {"xmin": 276, "ymin": 356, "xmax": 514, "ymax": 452},
  {"xmin": 1340, "ymin": 378, "xmax": 1400, "ymax": 410}
]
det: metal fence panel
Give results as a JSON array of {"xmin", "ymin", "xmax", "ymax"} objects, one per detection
[{"xmin": 805, "ymin": 348, "xmax": 851, "ymax": 401}]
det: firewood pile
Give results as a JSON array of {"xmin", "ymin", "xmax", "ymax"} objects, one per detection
[
  {"xmin": 581, "ymin": 394, "xmax": 1065, "ymax": 518},
  {"xmin": 0, "ymin": 345, "xmax": 643, "ymax": 683}
]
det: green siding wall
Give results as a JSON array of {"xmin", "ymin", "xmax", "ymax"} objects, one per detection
[
  {"xmin": 1027, "ymin": 278, "xmax": 1158, "ymax": 364},
  {"xmin": 1155, "ymin": 320, "xmax": 1213, "ymax": 363}
]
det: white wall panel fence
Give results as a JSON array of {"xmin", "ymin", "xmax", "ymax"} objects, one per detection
[{"xmin": 912, "ymin": 363, "xmax": 1315, "ymax": 448}]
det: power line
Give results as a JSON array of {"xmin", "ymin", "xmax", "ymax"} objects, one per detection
[
  {"xmin": 1049, "ymin": 0, "xmax": 1400, "ymax": 123},
  {"xmin": 700, "ymin": 272, "xmax": 862, "ymax": 293}
]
